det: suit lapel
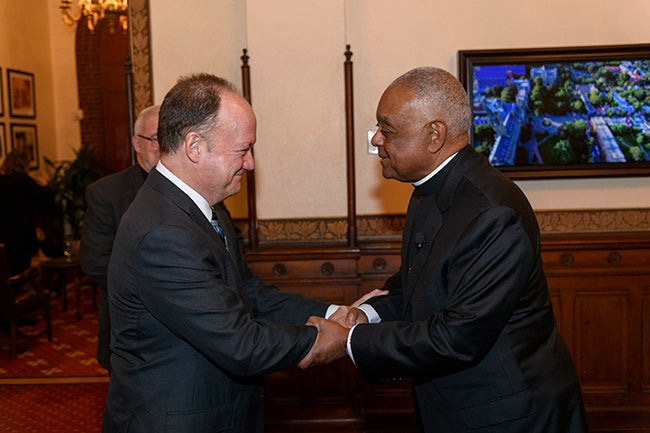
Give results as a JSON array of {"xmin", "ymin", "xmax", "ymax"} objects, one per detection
[
  {"xmin": 147, "ymin": 169, "xmax": 235, "ymax": 261},
  {"xmin": 402, "ymin": 195, "xmax": 442, "ymax": 317},
  {"xmin": 147, "ymin": 169, "xmax": 252, "ymax": 308},
  {"xmin": 399, "ymin": 148, "xmax": 473, "ymax": 318}
]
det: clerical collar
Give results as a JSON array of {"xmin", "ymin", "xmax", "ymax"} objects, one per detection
[
  {"xmin": 155, "ymin": 161, "xmax": 213, "ymax": 222},
  {"xmin": 412, "ymin": 151, "xmax": 459, "ymax": 187}
]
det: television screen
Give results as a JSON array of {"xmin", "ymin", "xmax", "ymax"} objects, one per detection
[{"xmin": 458, "ymin": 44, "xmax": 650, "ymax": 179}]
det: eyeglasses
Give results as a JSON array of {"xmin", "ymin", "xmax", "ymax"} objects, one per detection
[{"xmin": 136, "ymin": 134, "xmax": 158, "ymax": 142}]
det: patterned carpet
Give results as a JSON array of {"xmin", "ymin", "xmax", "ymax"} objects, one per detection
[
  {"xmin": 0, "ymin": 289, "xmax": 107, "ymax": 380},
  {"xmin": 0, "ymin": 382, "xmax": 108, "ymax": 433},
  {"xmin": 0, "ymin": 286, "xmax": 109, "ymax": 432}
]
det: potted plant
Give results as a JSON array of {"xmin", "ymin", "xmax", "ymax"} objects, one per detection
[{"xmin": 44, "ymin": 144, "xmax": 100, "ymax": 255}]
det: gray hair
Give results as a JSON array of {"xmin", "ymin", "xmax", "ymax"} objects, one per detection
[
  {"xmin": 133, "ymin": 104, "xmax": 160, "ymax": 135},
  {"xmin": 391, "ymin": 66, "xmax": 471, "ymax": 140}
]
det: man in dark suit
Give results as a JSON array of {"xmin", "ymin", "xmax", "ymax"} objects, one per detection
[
  {"xmin": 0, "ymin": 148, "xmax": 53, "ymax": 276},
  {"xmin": 80, "ymin": 104, "xmax": 160, "ymax": 371},
  {"xmin": 300, "ymin": 67, "xmax": 587, "ymax": 432},
  {"xmin": 102, "ymin": 73, "xmax": 347, "ymax": 433}
]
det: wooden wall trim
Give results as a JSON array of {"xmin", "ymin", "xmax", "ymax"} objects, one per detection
[{"xmin": 238, "ymin": 208, "xmax": 650, "ymax": 245}]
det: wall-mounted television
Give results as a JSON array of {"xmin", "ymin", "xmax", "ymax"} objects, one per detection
[{"xmin": 458, "ymin": 44, "xmax": 650, "ymax": 179}]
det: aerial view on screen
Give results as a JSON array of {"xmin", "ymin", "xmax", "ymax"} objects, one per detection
[{"xmin": 470, "ymin": 60, "xmax": 650, "ymax": 167}]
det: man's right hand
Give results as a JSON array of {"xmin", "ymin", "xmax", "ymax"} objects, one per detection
[
  {"xmin": 330, "ymin": 289, "xmax": 388, "ymax": 327},
  {"xmin": 298, "ymin": 317, "xmax": 349, "ymax": 369}
]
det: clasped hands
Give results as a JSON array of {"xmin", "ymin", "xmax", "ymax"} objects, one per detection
[{"xmin": 297, "ymin": 289, "xmax": 387, "ymax": 369}]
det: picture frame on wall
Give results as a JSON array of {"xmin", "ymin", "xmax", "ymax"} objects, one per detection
[
  {"xmin": 7, "ymin": 69, "xmax": 36, "ymax": 118},
  {"xmin": 10, "ymin": 123, "xmax": 39, "ymax": 170},
  {"xmin": 0, "ymin": 123, "xmax": 6, "ymax": 165},
  {"xmin": 457, "ymin": 44, "xmax": 650, "ymax": 179}
]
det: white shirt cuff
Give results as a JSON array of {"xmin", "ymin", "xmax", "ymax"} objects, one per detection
[
  {"xmin": 358, "ymin": 304, "xmax": 381, "ymax": 323},
  {"xmin": 347, "ymin": 324, "xmax": 358, "ymax": 364},
  {"xmin": 325, "ymin": 304, "xmax": 339, "ymax": 319}
]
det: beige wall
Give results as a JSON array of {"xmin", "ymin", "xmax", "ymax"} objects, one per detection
[
  {"xmin": 7, "ymin": 1, "xmax": 649, "ymax": 219},
  {"xmin": 150, "ymin": 0, "xmax": 650, "ymax": 219},
  {"xmin": 0, "ymin": 0, "xmax": 81, "ymax": 167}
]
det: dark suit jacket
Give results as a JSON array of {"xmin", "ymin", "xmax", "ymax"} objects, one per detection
[
  {"xmin": 0, "ymin": 172, "xmax": 53, "ymax": 275},
  {"xmin": 80, "ymin": 164, "xmax": 148, "ymax": 370},
  {"xmin": 102, "ymin": 168, "xmax": 327, "ymax": 433},
  {"xmin": 352, "ymin": 146, "xmax": 587, "ymax": 433}
]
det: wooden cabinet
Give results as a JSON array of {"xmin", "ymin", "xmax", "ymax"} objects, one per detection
[
  {"xmin": 246, "ymin": 246, "xmax": 364, "ymax": 433},
  {"xmin": 542, "ymin": 233, "xmax": 650, "ymax": 432},
  {"xmin": 357, "ymin": 243, "xmax": 416, "ymax": 433},
  {"xmin": 246, "ymin": 233, "xmax": 650, "ymax": 433},
  {"xmin": 357, "ymin": 242, "xmax": 401, "ymax": 294}
]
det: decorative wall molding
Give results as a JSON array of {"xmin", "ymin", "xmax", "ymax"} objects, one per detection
[
  {"xmin": 251, "ymin": 215, "xmax": 406, "ymax": 245},
  {"xmin": 535, "ymin": 208, "xmax": 650, "ymax": 234},
  {"xmin": 129, "ymin": 0, "xmax": 153, "ymax": 115},
  {"xmin": 240, "ymin": 208, "xmax": 650, "ymax": 245}
]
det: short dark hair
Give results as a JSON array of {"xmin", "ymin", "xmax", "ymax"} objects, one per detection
[
  {"xmin": 157, "ymin": 73, "xmax": 239, "ymax": 155},
  {"xmin": 0, "ymin": 148, "xmax": 30, "ymax": 174}
]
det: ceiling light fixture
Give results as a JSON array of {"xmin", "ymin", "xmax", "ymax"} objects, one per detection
[{"xmin": 60, "ymin": 0, "xmax": 128, "ymax": 34}]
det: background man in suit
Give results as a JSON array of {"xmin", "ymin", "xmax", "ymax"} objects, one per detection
[
  {"xmin": 102, "ymin": 73, "xmax": 349, "ymax": 433},
  {"xmin": 300, "ymin": 67, "xmax": 587, "ymax": 433},
  {"xmin": 0, "ymin": 148, "xmax": 53, "ymax": 276},
  {"xmin": 80, "ymin": 104, "xmax": 160, "ymax": 371}
]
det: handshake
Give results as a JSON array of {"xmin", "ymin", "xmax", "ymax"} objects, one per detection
[{"xmin": 297, "ymin": 289, "xmax": 387, "ymax": 369}]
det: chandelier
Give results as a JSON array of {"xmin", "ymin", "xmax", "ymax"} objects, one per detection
[{"xmin": 60, "ymin": 0, "xmax": 129, "ymax": 34}]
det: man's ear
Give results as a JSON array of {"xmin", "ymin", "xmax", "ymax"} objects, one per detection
[
  {"xmin": 132, "ymin": 136, "xmax": 142, "ymax": 155},
  {"xmin": 184, "ymin": 131, "xmax": 202, "ymax": 163},
  {"xmin": 427, "ymin": 120, "xmax": 447, "ymax": 154}
]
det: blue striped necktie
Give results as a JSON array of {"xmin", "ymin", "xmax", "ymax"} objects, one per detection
[{"xmin": 210, "ymin": 209, "xmax": 228, "ymax": 248}]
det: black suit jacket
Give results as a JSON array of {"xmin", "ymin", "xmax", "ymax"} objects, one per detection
[
  {"xmin": 80, "ymin": 164, "xmax": 147, "ymax": 369},
  {"xmin": 102, "ymin": 168, "xmax": 327, "ymax": 433},
  {"xmin": 352, "ymin": 146, "xmax": 587, "ymax": 433},
  {"xmin": 0, "ymin": 172, "xmax": 52, "ymax": 275}
]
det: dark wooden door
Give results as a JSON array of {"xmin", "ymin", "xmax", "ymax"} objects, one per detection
[{"xmin": 76, "ymin": 20, "xmax": 130, "ymax": 176}]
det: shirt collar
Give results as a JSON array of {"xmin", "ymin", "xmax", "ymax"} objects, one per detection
[
  {"xmin": 412, "ymin": 151, "xmax": 459, "ymax": 187},
  {"xmin": 155, "ymin": 161, "xmax": 212, "ymax": 222}
]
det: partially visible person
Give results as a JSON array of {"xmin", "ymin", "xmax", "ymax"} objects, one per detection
[
  {"xmin": 102, "ymin": 73, "xmax": 352, "ymax": 433},
  {"xmin": 0, "ymin": 148, "xmax": 53, "ymax": 275},
  {"xmin": 80, "ymin": 104, "xmax": 160, "ymax": 371},
  {"xmin": 300, "ymin": 66, "xmax": 587, "ymax": 433}
]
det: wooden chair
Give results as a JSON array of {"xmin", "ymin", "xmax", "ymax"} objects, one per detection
[{"xmin": 0, "ymin": 244, "xmax": 52, "ymax": 358}]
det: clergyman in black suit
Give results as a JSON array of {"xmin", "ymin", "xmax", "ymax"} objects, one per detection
[
  {"xmin": 102, "ymin": 73, "xmax": 352, "ymax": 433},
  {"xmin": 80, "ymin": 104, "xmax": 160, "ymax": 371},
  {"xmin": 300, "ymin": 67, "xmax": 588, "ymax": 433}
]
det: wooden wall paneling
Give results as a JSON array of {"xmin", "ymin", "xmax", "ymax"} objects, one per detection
[
  {"xmin": 574, "ymin": 288, "xmax": 630, "ymax": 394},
  {"xmin": 542, "ymin": 234, "xmax": 650, "ymax": 431},
  {"xmin": 247, "ymin": 245, "xmax": 363, "ymax": 433},
  {"xmin": 357, "ymin": 242, "xmax": 416, "ymax": 433},
  {"xmin": 641, "ymin": 288, "xmax": 650, "ymax": 398},
  {"xmin": 249, "ymin": 234, "xmax": 650, "ymax": 432}
]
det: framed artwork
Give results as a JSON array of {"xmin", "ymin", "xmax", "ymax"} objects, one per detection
[
  {"xmin": 0, "ymin": 123, "xmax": 5, "ymax": 166},
  {"xmin": 7, "ymin": 69, "xmax": 36, "ymax": 118},
  {"xmin": 0, "ymin": 68, "xmax": 4, "ymax": 117},
  {"xmin": 9, "ymin": 123, "xmax": 39, "ymax": 170},
  {"xmin": 458, "ymin": 44, "xmax": 650, "ymax": 179}
]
